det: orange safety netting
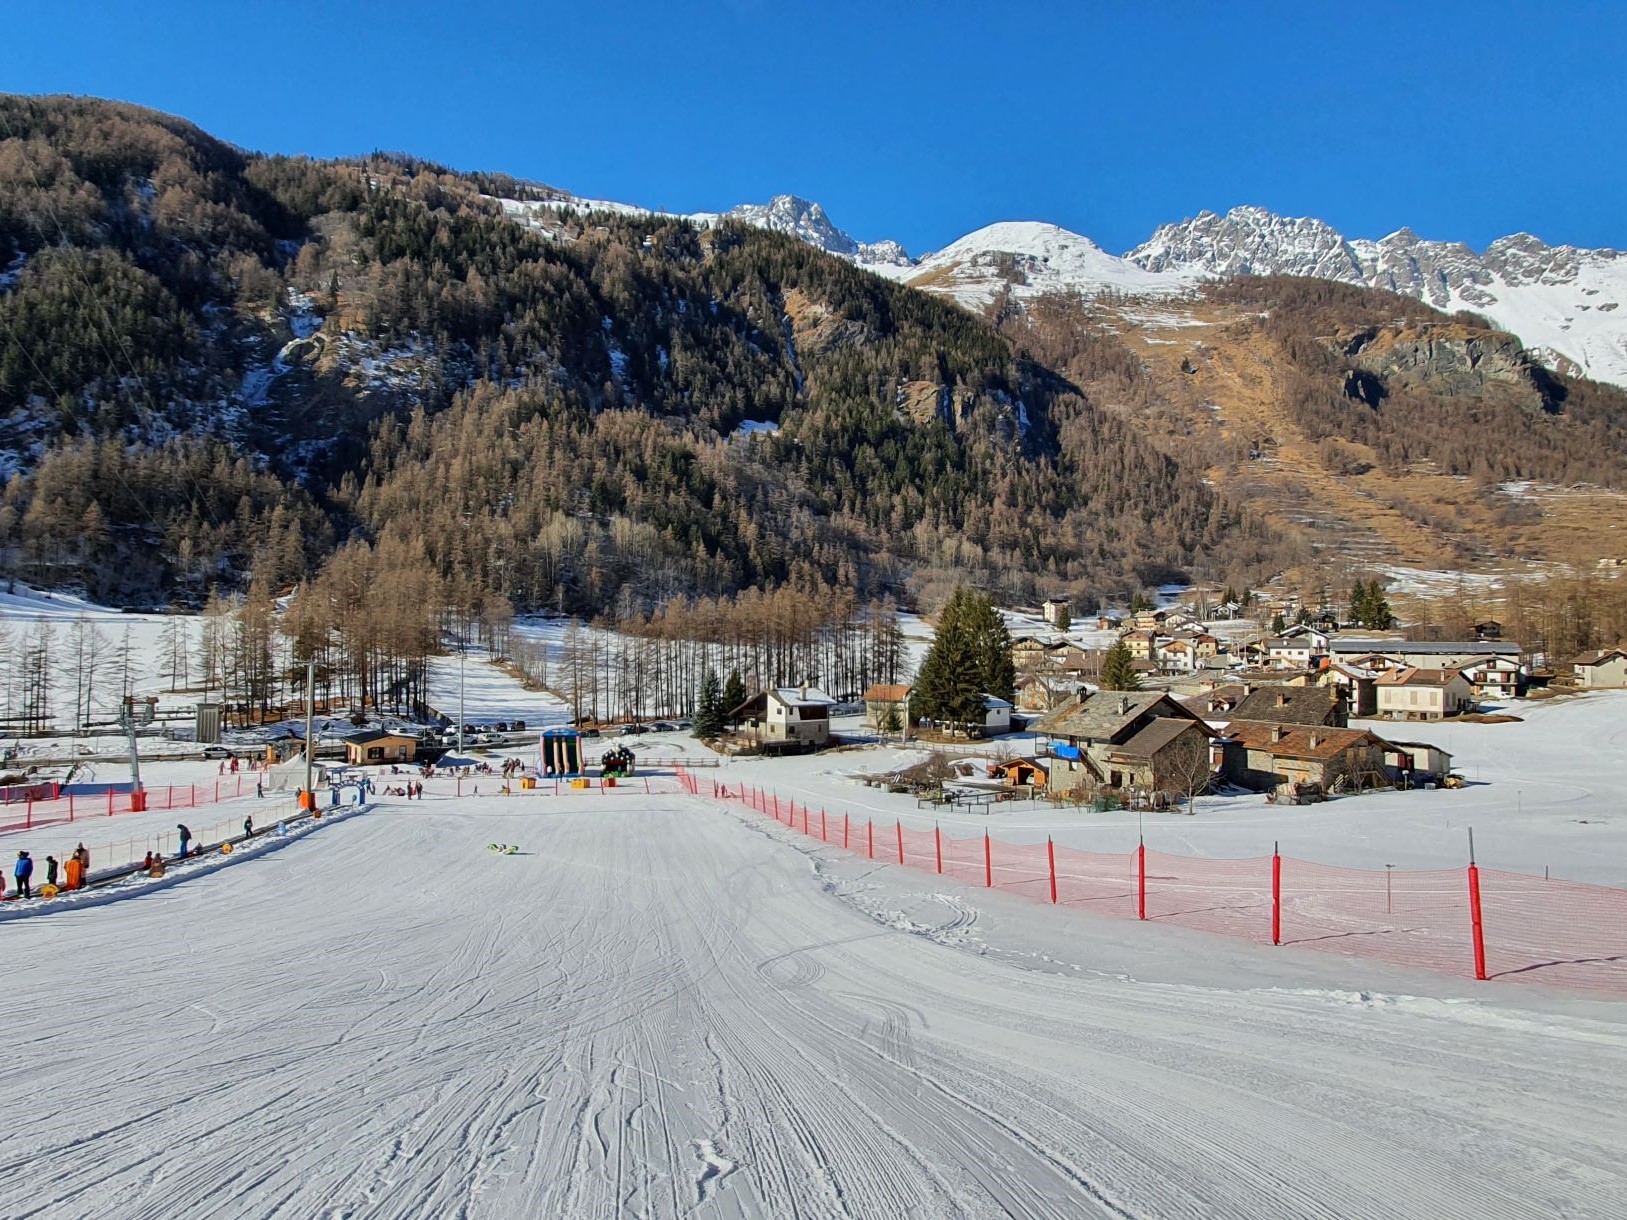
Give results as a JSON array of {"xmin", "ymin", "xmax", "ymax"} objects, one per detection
[{"xmin": 678, "ymin": 772, "xmax": 1627, "ymax": 996}]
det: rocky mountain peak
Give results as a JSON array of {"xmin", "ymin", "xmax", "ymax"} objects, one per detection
[{"xmin": 725, "ymin": 195, "xmax": 913, "ymax": 267}]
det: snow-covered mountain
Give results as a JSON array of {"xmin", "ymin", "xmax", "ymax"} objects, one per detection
[
  {"xmin": 723, "ymin": 196, "xmax": 912, "ymax": 268},
  {"xmin": 1130, "ymin": 206, "xmax": 1627, "ymax": 384},
  {"xmin": 879, "ymin": 221, "xmax": 1197, "ymax": 308},
  {"xmin": 497, "ymin": 189, "xmax": 1627, "ymax": 388}
]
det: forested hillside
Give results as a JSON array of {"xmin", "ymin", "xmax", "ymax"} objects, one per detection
[{"xmin": 0, "ymin": 94, "xmax": 1247, "ymax": 612}]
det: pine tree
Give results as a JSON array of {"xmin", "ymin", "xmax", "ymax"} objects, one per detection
[
  {"xmin": 722, "ymin": 668, "xmax": 746, "ymax": 726},
  {"xmin": 1348, "ymin": 579, "xmax": 1368, "ymax": 625},
  {"xmin": 692, "ymin": 668, "xmax": 724, "ymax": 739},
  {"xmin": 1052, "ymin": 603, "xmax": 1070, "ymax": 633},
  {"xmin": 963, "ymin": 591, "xmax": 1015, "ymax": 699},
  {"xmin": 1099, "ymin": 641, "xmax": 1140, "ymax": 691},
  {"xmin": 913, "ymin": 588, "xmax": 983, "ymax": 732},
  {"xmin": 1271, "ymin": 613, "xmax": 1287, "ymax": 635}
]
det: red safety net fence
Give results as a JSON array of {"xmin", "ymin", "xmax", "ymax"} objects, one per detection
[{"xmin": 673, "ymin": 769, "xmax": 1627, "ymax": 995}]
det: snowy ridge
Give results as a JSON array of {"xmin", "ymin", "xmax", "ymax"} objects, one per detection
[
  {"xmin": 1131, "ymin": 206, "xmax": 1627, "ymax": 386},
  {"xmin": 494, "ymin": 188, "xmax": 1627, "ymax": 387}
]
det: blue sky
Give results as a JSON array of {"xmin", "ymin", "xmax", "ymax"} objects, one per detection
[{"xmin": 4, "ymin": 0, "xmax": 1624, "ymax": 257}]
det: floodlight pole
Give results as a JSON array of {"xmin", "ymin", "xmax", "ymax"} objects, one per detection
[
  {"xmin": 457, "ymin": 635, "xmax": 466, "ymax": 757},
  {"xmin": 124, "ymin": 697, "xmax": 143, "ymax": 796},
  {"xmin": 304, "ymin": 659, "xmax": 315, "ymax": 801}
]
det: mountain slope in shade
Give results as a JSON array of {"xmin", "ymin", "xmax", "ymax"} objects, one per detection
[{"xmin": 1130, "ymin": 207, "xmax": 1627, "ymax": 386}]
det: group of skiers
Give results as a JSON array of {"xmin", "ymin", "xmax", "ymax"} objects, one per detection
[{"xmin": 10, "ymin": 842, "xmax": 93, "ymax": 899}]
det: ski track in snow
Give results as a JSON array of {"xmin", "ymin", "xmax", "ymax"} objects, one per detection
[{"xmin": 0, "ymin": 792, "xmax": 1622, "ymax": 1218}]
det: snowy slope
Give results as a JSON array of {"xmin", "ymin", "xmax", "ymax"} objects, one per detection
[
  {"xmin": 891, "ymin": 221, "xmax": 1198, "ymax": 308},
  {"xmin": 2, "ymin": 787, "xmax": 1623, "ymax": 1217}
]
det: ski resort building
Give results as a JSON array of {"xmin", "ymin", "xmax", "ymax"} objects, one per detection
[{"xmin": 343, "ymin": 731, "xmax": 418, "ymax": 765}]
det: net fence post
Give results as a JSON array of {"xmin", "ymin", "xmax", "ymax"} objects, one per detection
[
  {"xmin": 935, "ymin": 823, "xmax": 943, "ymax": 875},
  {"xmin": 896, "ymin": 819, "xmax": 904, "ymax": 866},
  {"xmin": 1137, "ymin": 839, "xmax": 1147, "ymax": 920},
  {"xmin": 1272, "ymin": 841, "xmax": 1282, "ymax": 946},
  {"xmin": 1467, "ymin": 828, "xmax": 1487, "ymax": 980},
  {"xmin": 1048, "ymin": 836, "xmax": 1058, "ymax": 904},
  {"xmin": 984, "ymin": 832, "xmax": 993, "ymax": 888}
]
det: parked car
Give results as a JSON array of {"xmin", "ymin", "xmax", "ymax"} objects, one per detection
[
  {"xmin": 619, "ymin": 724, "xmax": 645, "ymax": 736},
  {"xmin": 580, "ymin": 727, "xmax": 601, "ymax": 738},
  {"xmin": 492, "ymin": 721, "xmax": 509, "ymax": 732},
  {"xmin": 201, "ymin": 745, "xmax": 234, "ymax": 759},
  {"xmin": 512, "ymin": 720, "xmax": 525, "ymax": 732},
  {"xmin": 652, "ymin": 722, "xmax": 677, "ymax": 732}
]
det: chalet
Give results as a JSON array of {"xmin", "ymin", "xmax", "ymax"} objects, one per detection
[
  {"xmin": 1571, "ymin": 648, "xmax": 1627, "ymax": 689},
  {"xmin": 1096, "ymin": 614, "xmax": 1123, "ymax": 631},
  {"xmin": 1036, "ymin": 690, "xmax": 1210, "ymax": 792},
  {"xmin": 1158, "ymin": 638, "xmax": 1197, "ymax": 672},
  {"xmin": 1041, "ymin": 597, "xmax": 1071, "ymax": 628},
  {"xmin": 343, "ymin": 731, "xmax": 417, "ymax": 766},
  {"xmin": 1220, "ymin": 722, "xmax": 1398, "ymax": 795},
  {"xmin": 1055, "ymin": 646, "xmax": 1104, "ymax": 681},
  {"xmin": 1474, "ymin": 620, "xmax": 1503, "ymax": 641},
  {"xmin": 1191, "ymin": 633, "xmax": 1221, "ymax": 661},
  {"xmin": 1386, "ymin": 740, "xmax": 1455, "ymax": 784},
  {"xmin": 1458, "ymin": 655, "xmax": 1522, "ymax": 700},
  {"xmin": 1329, "ymin": 638, "xmax": 1523, "ymax": 671},
  {"xmin": 728, "ymin": 686, "xmax": 839, "ymax": 749},
  {"xmin": 862, "ymin": 683, "xmax": 912, "ymax": 731},
  {"xmin": 1265, "ymin": 636, "xmax": 1316, "ymax": 670},
  {"xmin": 1230, "ymin": 685, "xmax": 1348, "ymax": 728},
  {"xmin": 1010, "ymin": 636, "xmax": 1055, "ymax": 669},
  {"xmin": 989, "ymin": 756, "xmax": 1050, "ymax": 790},
  {"xmin": 977, "ymin": 694, "xmax": 1014, "ymax": 737},
  {"xmin": 1121, "ymin": 629, "xmax": 1157, "ymax": 661},
  {"xmin": 1374, "ymin": 667, "xmax": 1474, "ymax": 720}
]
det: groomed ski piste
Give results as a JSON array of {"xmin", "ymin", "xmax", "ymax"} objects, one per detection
[
  {"xmin": 1, "ymin": 589, "xmax": 1625, "ymax": 1216},
  {"xmin": 2, "ymin": 751, "xmax": 1625, "ymax": 1215}
]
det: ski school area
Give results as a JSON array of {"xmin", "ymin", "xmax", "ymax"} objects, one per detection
[{"xmin": 0, "ymin": 659, "xmax": 1625, "ymax": 1215}]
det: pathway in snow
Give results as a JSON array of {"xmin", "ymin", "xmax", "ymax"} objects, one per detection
[{"xmin": 0, "ymin": 791, "xmax": 1622, "ymax": 1217}]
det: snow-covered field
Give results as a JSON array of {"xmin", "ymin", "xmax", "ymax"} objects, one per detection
[{"xmin": 0, "ymin": 777, "xmax": 1620, "ymax": 1217}]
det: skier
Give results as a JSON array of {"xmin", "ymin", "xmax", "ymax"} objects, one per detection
[
  {"xmin": 45, "ymin": 855, "xmax": 58, "ymax": 888},
  {"xmin": 256, "ymin": 779, "xmax": 263, "ymax": 799},
  {"xmin": 243, "ymin": 815, "xmax": 254, "ymax": 838},
  {"xmin": 73, "ymin": 843, "xmax": 89, "ymax": 884},
  {"xmin": 13, "ymin": 851, "xmax": 33, "ymax": 899},
  {"xmin": 176, "ymin": 823, "xmax": 192, "ymax": 858}
]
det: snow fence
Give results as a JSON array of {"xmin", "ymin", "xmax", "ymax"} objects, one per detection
[{"xmin": 677, "ymin": 770, "xmax": 1627, "ymax": 996}]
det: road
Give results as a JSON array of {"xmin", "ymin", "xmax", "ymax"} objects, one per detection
[{"xmin": 1, "ymin": 791, "xmax": 1623, "ymax": 1218}]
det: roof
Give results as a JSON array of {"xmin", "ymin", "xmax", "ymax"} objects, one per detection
[
  {"xmin": 981, "ymin": 694, "xmax": 1013, "ymax": 710},
  {"xmin": 770, "ymin": 686, "xmax": 837, "ymax": 707},
  {"xmin": 1111, "ymin": 717, "xmax": 1209, "ymax": 759},
  {"xmin": 991, "ymin": 756, "xmax": 1050, "ymax": 773},
  {"xmin": 1330, "ymin": 639, "xmax": 1522, "ymax": 657},
  {"xmin": 1374, "ymin": 667, "xmax": 1466, "ymax": 686},
  {"xmin": 1571, "ymin": 649, "xmax": 1627, "ymax": 666},
  {"xmin": 862, "ymin": 683, "xmax": 912, "ymax": 702},
  {"xmin": 1180, "ymin": 684, "xmax": 1248, "ymax": 716},
  {"xmin": 1226, "ymin": 721, "xmax": 1393, "ymax": 761},
  {"xmin": 345, "ymin": 730, "xmax": 417, "ymax": 746},
  {"xmin": 1035, "ymin": 690, "xmax": 1198, "ymax": 743},
  {"xmin": 1231, "ymin": 686, "xmax": 1343, "ymax": 725}
]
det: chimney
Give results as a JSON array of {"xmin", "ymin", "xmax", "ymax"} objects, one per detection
[
  {"xmin": 1271, "ymin": 726, "xmax": 1286, "ymax": 743},
  {"xmin": 1309, "ymin": 732, "xmax": 1320, "ymax": 749},
  {"xmin": 1117, "ymin": 696, "xmax": 1130, "ymax": 715},
  {"xmin": 1275, "ymin": 691, "xmax": 1289, "ymax": 707}
]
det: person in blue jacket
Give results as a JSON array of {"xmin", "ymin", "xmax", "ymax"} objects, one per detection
[
  {"xmin": 176, "ymin": 824, "xmax": 192, "ymax": 858},
  {"xmin": 13, "ymin": 850, "xmax": 33, "ymax": 899}
]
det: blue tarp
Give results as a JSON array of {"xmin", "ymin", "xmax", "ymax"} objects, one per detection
[{"xmin": 1052, "ymin": 743, "xmax": 1081, "ymax": 760}]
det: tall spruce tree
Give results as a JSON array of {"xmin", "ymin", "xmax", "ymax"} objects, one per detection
[
  {"xmin": 722, "ymin": 668, "xmax": 747, "ymax": 726},
  {"xmin": 913, "ymin": 588, "xmax": 984, "ymax": 732},
  {"xmin": 1099, "ymin": 640, "xmax": 1141, "ymax": 691},
  {"xmin": 692, "ymin": 668, "xmax": 724, "ymax": 739}
]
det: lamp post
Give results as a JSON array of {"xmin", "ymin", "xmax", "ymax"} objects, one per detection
[{"xmin": 304, "ymin": 658, "xmax": 315, "ymax": 805}]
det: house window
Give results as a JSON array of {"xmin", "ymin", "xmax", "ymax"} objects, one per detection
[{"xmin": 367, "ymin": 747, "xmax": 383, "ymax": 760}]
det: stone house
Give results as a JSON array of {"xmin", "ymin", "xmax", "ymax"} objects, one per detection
[
  {"xmin": 1036, "ymin": 690, "xmax": 1211, "ymax": 793},
  {"xmin": 1220, "ymin": 722, "xmax": 1398, "ymax": 794}
]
